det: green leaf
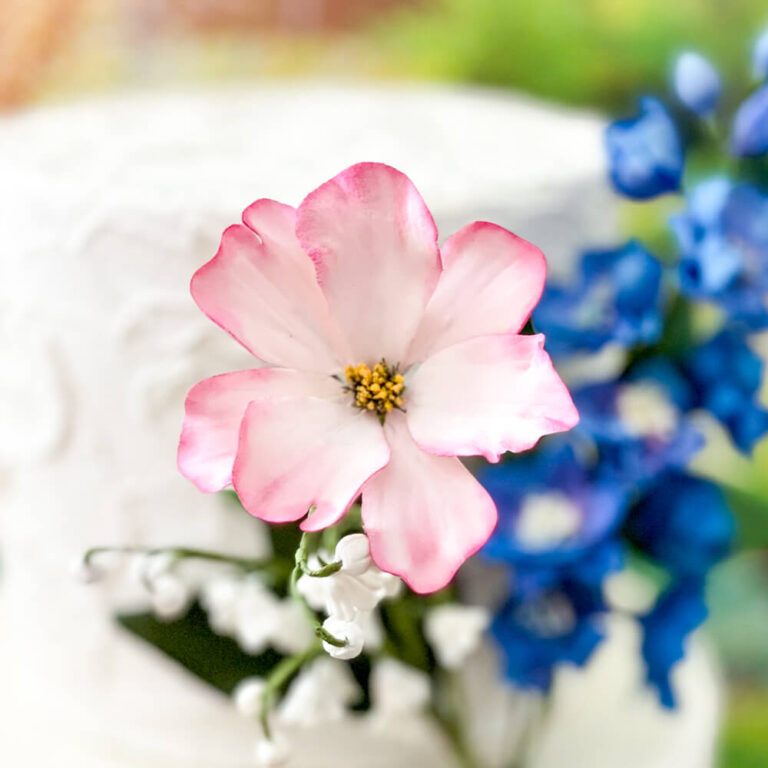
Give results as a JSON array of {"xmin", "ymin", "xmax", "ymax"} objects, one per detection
[
  {"xmin": 117, "ymin": 602, "xmax": 282, "ymax": 695},
  {"xmin": 723, "ymin": 485, "xmax": 768, "ymax": 550}
]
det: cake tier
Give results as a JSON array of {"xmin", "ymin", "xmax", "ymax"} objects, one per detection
[{"xmin": 0, "ymin": 84, "xmax": 616, "ymax": 766}]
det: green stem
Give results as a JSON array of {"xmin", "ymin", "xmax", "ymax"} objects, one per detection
[
  {"xmin": 260, "ymin": 643, "xmax": 323, "ymax": 739},
  {"xmin": 287, "ymin": 533, "xmax": 347, "ymax": 648},
  {"xmin": 83, "ymin": 545, "xmax": 271, "ymax": 572},
  {"xmin": 432, "ymin": 669, "xmax": 477, "ymax": 768}
]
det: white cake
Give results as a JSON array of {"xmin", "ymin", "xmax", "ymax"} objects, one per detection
[{"xmin": 0, "ymin": 83, "xmax": 715, "ymax": 767}]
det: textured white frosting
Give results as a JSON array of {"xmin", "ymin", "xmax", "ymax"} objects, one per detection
[{"xmin": 0, "ymin": 83, "xmax": 626, "ymax": 766}]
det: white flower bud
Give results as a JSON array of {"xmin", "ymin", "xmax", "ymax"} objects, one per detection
[
  {"xmin": 371, "ymin": 658, "xmax": 431, "ymax": 719},
  {"xmin": 151, "ymin": 573, "xmax": 191, "ymax": 620},
  {"xmin": 235, "ymin": 580, "xmax": 281, "ymax": 654},
  {"xmin": 334, "ymin": 534, "xmax": 371, "ymax": 576},
  {"xmin": 256, "ymin": 736, "xmax": 290, "ymax": 767},
  {"xmin": 233, "ymin": 677, "xmax": 267, "ymax": 719},
  {"xmin": 129, "ymin": 551, "xmax": 175, "ymax": 586},
  {"xmin": 201, "ymin": 577, "xmax": 241, "ymax": 635},
  {"xmin": 321, "ymin": 617, "xmax": 364, "ymax": 660},
  {"xmin": 271, "ymin": 600, "xmax": 315, "ymax": 656},
  {"xmin": 424, "ymin": 604, "xmax": 490, "ymax": 669},
  {"xmin": 279, "ymin": 658, "xmax": 358, "ymax": 727},
  {"xmin": 69, "ymin": 553, "xmax": 106, "ymax": 584}
]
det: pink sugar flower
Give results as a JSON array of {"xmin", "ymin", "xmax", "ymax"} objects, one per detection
[{"xmin": 178, "ymin": 163, "xmax": 578, "ymax": 593}]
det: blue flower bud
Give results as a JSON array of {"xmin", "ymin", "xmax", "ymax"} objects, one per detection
[
  {"xmin": 731, "ymin": 84, "xmax": 768, "ymax": 157},
  {"xmin": 673, "ymin": 52, "xmax": 720, "ymax": 115},
  {"xmin": 753, "ymin": 27, "xmax": 768, "ymax": 80},
  {"xmin": 605, "ymin": 97, "xmax": 684, "ymax": 199}
]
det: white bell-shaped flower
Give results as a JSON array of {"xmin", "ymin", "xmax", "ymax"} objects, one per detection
[
  {"xmin": 424, "ymin": 604, "xmax": 490, "ymax": 669},
  {"xmin": 234, "ymin": 677, "xmax": 267, "ymax": 719},
  {"xmin": 150, "ymin": 572, "xmax": 192, "ymax": 620},
  {"xmin": 334, "ymin": 533, "xmax": 372, "ymax": 576},
  {"xmin": 235, "ymin": 578, "xmax": 283, "ymax": 654},
  {"xmin": 255, "ymin": 736, "xmax": 290, "ymax": 767},
  {"xmin": 279, "ymin": 657, "xmax": 359, "ymax": 727},
  {"xmin": 370, "ymin": 658, "xmax": 431, "ymax": 720},
  {"xmin": 322, "ymin": 617, "xmax": 365, "ymax": 660}
]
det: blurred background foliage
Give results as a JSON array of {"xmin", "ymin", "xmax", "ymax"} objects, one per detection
[
  {"xmin": 1, "ymin": 0, "xmax": 767, "ymax": 111},
  {"xmin": 2, "ymin": 1, "xmax": 768, "ymax": 764}
]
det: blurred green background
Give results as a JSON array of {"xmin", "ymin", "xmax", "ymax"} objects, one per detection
[{"xmin": 3, "ymin": 1, "xmax": 767, "ymax": 764}]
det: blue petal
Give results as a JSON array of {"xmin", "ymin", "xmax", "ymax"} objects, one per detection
[
  {"xmin": 732, "ymin": 84, "xmax": 768, "ymax": 157},
  {"xmin": 685, "ymin": 330, "xmax": 768, "ymax": 453},
  {"xmin": 605, "ymin": 97, "xmax": 684, "ymax": 200},
  {"xmin": 628, "ymin": 472, "xmax": 734, "ymax": 578},
  {"xmin": 673, "ymin": 52, "xmax": 721, "ymax": 116},
  {"xmin": 678, "ymin": 233, "xmax": 743, "ymax": 295},
  {"xmin": 641, "ymin": 580, "xmax": 708, "ymax": 709}
]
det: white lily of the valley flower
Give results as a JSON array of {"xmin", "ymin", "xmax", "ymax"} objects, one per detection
[
  {"xmin": 150, "ymin": 572, "xmax": 192, "ymax": 620},
  {"xmin": 370, "ymin": 658, "xmax": 431, "ymax": 721},
  {"xmin": 298, "ymin": 534, "xmax": 402, "ymax": 658},
  {"xmin": 256, "ymin": 736, "xmax": 290, "ymax": 767},
  {"xmin": 334, "ymin": 533, "xmax": 372, "ymax": 575},
  {"xmin": 234, "ymin": 677, "xmax": 268, "ymax": 719},
  {"xmin": 69, "ymin": 552, "xmax": 109, "ymax": 584},
  {"xmin": 271, "ymin": 600, "xmax": 315, "ymax": 655},
  {"xmin": 279, "ymin": 657, "xmax": 359, "ymax": 727},
  {"xmin": 424, "ymin": 604, "xmax": 491, "ymax": 669},
  {"xmin": 322, "ymin": 617, "xmax": 365, "ymax": 660},
  {"xmin": 201, "ymin": 576, "xmax": 241, "ymax": 634},
  {"xmin": 235, "ymin": 578, "xmax": 283, "ymax": 654}
]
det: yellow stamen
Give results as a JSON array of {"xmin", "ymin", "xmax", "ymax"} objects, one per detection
[{"xmin": 344, "ymin": 359, "xmax": 406, "ymax": 421}]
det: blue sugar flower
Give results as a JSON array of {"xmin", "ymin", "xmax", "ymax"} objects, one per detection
[
  {"xmin": 685, "ymin": 330, "xmax": 768, "ymax": 453},
  {"xmin": 534, "ymin": 241, "xmax": 664, "ymax": 356},
  {"xmin": 640, "ymin": 579, "xmax": 708, "ymax": 708},
  {"xmin": 573, "ymin": 376, "xmax": 703, "ymax": 487},
  {"xmin": 481, "ymin": 443, "xmax": 629, "ymax": 569},
  {"xmin": 673, "ymin": 52, "xmax": 720, "ymax": 116},
  {"xmin": 605, "ymin": 97, "xmax": 684, "ymax": 200},
  {"xmin": 491, "ymin": 544, "xmax": 620, "ymax": 691},
  {"xmin": 754, "ymin": 28, "xmax": 768, "ymax": 80},
  {"xmin": 732, "ymin": 84, "xmax": 768, "ymax": 157},
  {"xmin": 627, "ymin": 472, "xmax": 734, "ymax": 578},
  {"xmin": 673, "ymin": 179, "xmax": 768, "ymax": 329}
]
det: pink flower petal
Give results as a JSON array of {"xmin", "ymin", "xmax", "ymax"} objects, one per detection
[
  {"xmin": 407, "ymin": 333, "xmax": 579, "ymax": 462},
  {"xmin": 178, "ymin": 368, "xmax": 335, "ymax": 493},
  {"xmin": 407, "ymin": 222, "xmax": 546, "ymax": 363},
  {"xmin": 233, "ymin": 396, "xmax": 390, "ymax": 530},
  {"xmin": 191, "ymin": 214, "xmax": 348, "ymax": 371},
  {"xmin": 296, "ymin": 162, "xmax": 440, "ymax": 364},
  {"xmin": 362, "ymin": 414, "xmax": 497, "ymax": 594}
]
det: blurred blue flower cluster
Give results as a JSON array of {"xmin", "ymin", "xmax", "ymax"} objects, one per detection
[{"xmin": 483, "ymin": 30, "xmax": 768, "ymax": 708}]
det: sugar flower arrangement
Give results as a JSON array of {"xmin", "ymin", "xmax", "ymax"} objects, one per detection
[{"xmin": 76, "ymin": 29, "xmax": 768, "ymax": 767}]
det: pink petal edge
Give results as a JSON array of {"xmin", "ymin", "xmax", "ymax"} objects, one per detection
[
  {"xmin": 178, "ymin": 368, "xmax": 337, "ymax": 493},
  {"xmin": 232, "ymin": 395, "xmax": 391, "ymax": 530},
  {"xmin": 407, "ymin": 221, "xmax": 547, "ymax": 363},
  {"xmin": 362, "ymin": 413, "xmax": 498, "ymax": 594},
  {"xmin": 295, "ymin": 162, "xmax": 441, "ymax": 365},
  {"xmin": 191, "ymin": 218, "xmax": 346, "ymax": 372},
  {"xmin": 406, "ymin": 333, "xmax": 579, "ymax": 463}
]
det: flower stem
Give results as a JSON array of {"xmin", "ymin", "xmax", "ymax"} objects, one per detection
[
  {"xmin": 287, "ymin": 533, "xmax": 347, "ymax": 647},
  {"xmin": 260, "ymin": 643, "xmax": 323, "ymax": 739},
  {"xmin": 432, "ymin": 669, "xmax": 478, "ymax": 768},
  {"xmin": 83, "ymin": 545, "xmax": 272, "ymax": 572}
]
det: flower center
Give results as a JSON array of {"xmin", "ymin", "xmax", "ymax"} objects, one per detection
[
  {"xmin": 344, "ymin": 360, "xmax": 405, "ymax": 420},
  {"xmin": 615, "ymin": 382, "xmax": 678, "ymax": 439},
  {"xmin": 515, "ymin": 592, "xmax": 577, "ymax": 639},
  {"xmin": 515, "ymin": 492, "xmax": 581, "ymax": 549}
]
